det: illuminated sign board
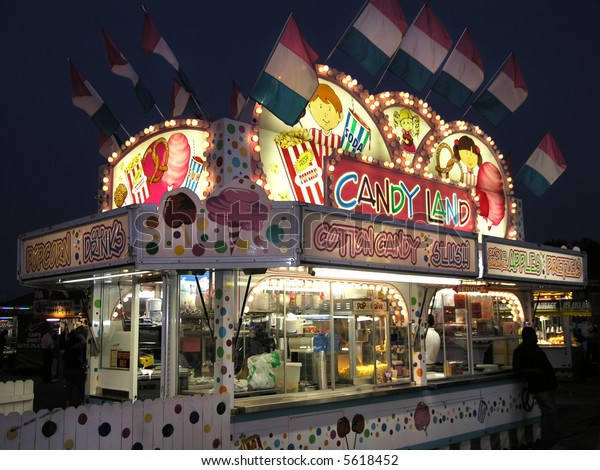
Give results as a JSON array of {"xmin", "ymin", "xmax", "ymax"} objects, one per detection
[
  {"xmin": 329, "ymin": 156, "xmax": 475, "ymax": 231},
  {"xmin": 19, "ymin": 213, "xmax": 130, "ymax": 279},
  {"xmin": 134, "ymin": 179, "xmax": 299, "ymax": 267},
  {"xmin": 483, "ymin": 237, "xmax": 586, "ymax": 286},
  {"xmin": 258, "ymin": 78, "xmax": 386, "ymax": 205},
  {"xmin": 110, "ymin": 128, "xmax": 209, "ymax": 209},
  {"xmin": 301, "ymin": 209, "xmax": 478, "ymax": 277}
]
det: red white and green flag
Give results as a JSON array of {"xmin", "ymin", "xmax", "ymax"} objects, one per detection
[
  {"xmin": 103, "ymin": 29, "xmax": 155, "ymax": 113},
  {"xmin": 387, "ymin": 3, "xmax": 452, "ymax": 92},
  {"xmin": 250, "ymin": 14, "xmax": 319, "ymax": 126},
  {"xmin": 431, "ymin": 28, "xmax": 484, "ymax": 108},
  {"xmin": 68, "ymin": 59, "xmax": 119, "ymax": 137},
  {"xmin": 336, "ymin": 0, "xmax": 408, "ymax": 76}
]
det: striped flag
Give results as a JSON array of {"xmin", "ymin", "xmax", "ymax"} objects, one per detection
[
  {"xmin": 516, "ymin": 132, "xmax": 566, "ymax": 197},
  {"xmin": 171, "ymin": 78, "xmax": 197, "ymax": 118},
  {"xmin": 141, "ymin": 7, "xmax": 195, "ymax": 95},
  {"xmin": 250, "ymin": 14, "xmax": 319, "ymax": 126},
  {"xmin": 336, "ymin": 0, "xmax": 407, "ymax": 76},
  {"xmin": 230, "ymin": 81, "xmax": 245, "ymax": 119},
  {"xmin": 431, "ymin": 28, "xmax": 484, "ymax": 108},
  {"xmin": 472, "ymin": 53, "xmax": 528, "ymax": 127},
  {"xmin": 102, "ymin": 29, "xmax": 155, "ymax": 113},
  {"xmin": 387, "ymin": 3, "xmax": 452, "ymax": 92},
  {"xmin": 98, "ymin": 132, "xmax": 121, "ymax": 159},
  {"xmin": 68, "ymin": 59, "xmax": 119, "ymax": 137}
]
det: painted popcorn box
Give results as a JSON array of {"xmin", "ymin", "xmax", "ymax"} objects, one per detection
[
  {"xmin": 275, "ymin": 130, "xmax": 324, "ymax": 204},
  {"xmin": 126, "ymin": 160, "xmax": 149, "ymax": 204}
]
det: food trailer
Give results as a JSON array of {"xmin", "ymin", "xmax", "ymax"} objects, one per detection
[{"xmin": 12, "ymin": 66, "xmax": 587, "ymax": 450}]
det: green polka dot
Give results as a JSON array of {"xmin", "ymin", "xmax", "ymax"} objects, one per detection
[
  {"xmin": 411, "ymin": 297, "xmax": 417, "ymax": 305},
  {"xmin": 217, "ymin": 140, "xmax": 223, "ymax": 150},
  {"xmin": 215, "ymin": 289, "xmax": 222, "ymax": 300},
  {"xmin": 227, "ymin": 123, "xmax": 235, "ymax": 134},
  {"xmin": 146, "ymin": 242, "xmax": 159, "ymax": 256},
  {"xmin": 215, "ymin": 240, "xmax": 227, "ymax": 253},
  {"xmin": 217, "ymin": 346, "xmax": 224, "ymax": 358},
  {"xmin": 94, "ymin": 299, "xmax": 102, "ymax": 308}
]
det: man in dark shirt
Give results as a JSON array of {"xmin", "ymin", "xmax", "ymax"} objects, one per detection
[{"xmin": 512, "ymin": 326, "xmax": 559, "ymax": 448}]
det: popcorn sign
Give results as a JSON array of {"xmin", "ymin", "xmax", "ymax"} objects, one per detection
[
  {"xmin": 126, "ymin": 158, "xmax": 149, "ymax": 204},
  {"xmin": 275, "ymin": 129, "xmax": 324, "ymax": 204}
]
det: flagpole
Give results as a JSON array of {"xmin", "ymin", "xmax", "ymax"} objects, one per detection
[
  {"xmin": 460, "ymin": 52, "xmax": 512, "ymax": 119},
  {"xmin": 324, "ymin": 0, "xmax": 368, "ymax": 64},
  {"xmin": 242, "ymin": 12, "xmax": 294, "ymax": 121},
  {"xmin": 373, "ymin": 1, "xmax": 427, "ymax": 94},
  {"xmin": 154, "ymin": 104, "xmax": 166, "ymax": 121},
  {"xmin": 423, "ymin": 27, "xmax": 467, "ymax": 102},
  {"xmin": 119, "ymin": 123, "xmax": 131, "ymax": 139}
]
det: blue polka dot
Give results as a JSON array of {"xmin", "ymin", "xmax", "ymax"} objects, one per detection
[
  {"xmin": 232, "ymin": 157, "xmax": 241, "ymax": 168},
  {"xmin": 218, "ymin": 326, "xmax": 227, "ymax": 338}
]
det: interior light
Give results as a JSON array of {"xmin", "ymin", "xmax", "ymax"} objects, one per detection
[
  {"xmin": 311, "ymin": 268, "xmax": 462, "ymax": 286},
  {"xmin": 60, "ymin": 270, "xmax": 152, "ymax": 284}
]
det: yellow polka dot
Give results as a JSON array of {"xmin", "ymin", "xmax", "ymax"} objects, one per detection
[
  {"xmin": 236, "ymin": 239, "xmax": 249, "ymax": 251},
  {"xmin": 64, "ymin": 439, "xmax": 75, "ymax": 450},
  {"xmin": 197, "ymin": 218, "xmax": 208, "ymax": 231},
  {"xmin": 204, "ymin": 424, "xmax": 212, "ymax": 433},
  {"xmin": 6, "ymin": 429, "xmax": 18, "ymax": 441},
  {"xmin": 144, "ymin": 413, "xmax": 153, "ymax": 423},
  {"xmin": 174, "ymin": 245, "xmax": 185, "ymax": 256},
  {"xmin": 240, "ymin": 147, "xmax": 248, "ymax": 157}
]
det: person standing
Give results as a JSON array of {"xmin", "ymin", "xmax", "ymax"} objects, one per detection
[
  {"xmin": 40, "ymin": 325, "xmax": 55, "ymax": 383},
  {"xmin": 0, "ymin": 329, "xmax": 8, "ymax": 370},
  {"xmin": 512, "ymin": 326, "xmax": 559, "ymax": 448},
  {"xmin": 63, "ymin": 326, "xmax": 88, "ymax": 407}
]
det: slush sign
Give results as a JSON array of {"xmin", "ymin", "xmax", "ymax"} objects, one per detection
[{"xmin": 330, "ymin": 156, "xmax": 475, "ymax": 231}]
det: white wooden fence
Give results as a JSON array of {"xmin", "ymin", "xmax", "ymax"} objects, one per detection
[
  {"xmin": 0, "ymin": 380, "xmax": 34, "ymax": 415},
  {"xmin": 0, "ymin": 391, "xmax": 230, "ymax": 450}
]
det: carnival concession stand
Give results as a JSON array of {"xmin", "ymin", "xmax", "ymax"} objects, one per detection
[{"xmin": 16, "ymin": 66, "xmax": 587, "ymax": 450}]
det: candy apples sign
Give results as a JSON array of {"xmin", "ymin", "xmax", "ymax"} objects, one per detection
[{"xmin": 330, "ymin": 156, "xmax": 475, "ymax": 231}]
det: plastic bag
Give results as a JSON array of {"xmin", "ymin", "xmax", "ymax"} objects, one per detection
[{"xmin": 246, "ymin": 351, "xmax": 281, "ymax": 390}]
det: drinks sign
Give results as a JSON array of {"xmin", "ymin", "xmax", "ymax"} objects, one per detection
[{"xmin": 19, "ymin": 213, "xmax": 130, "ymax": 279}]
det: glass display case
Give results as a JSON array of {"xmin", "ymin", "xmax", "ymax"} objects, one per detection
[
  {"xmin": 241, "ymin": 276, "xmax": 410, "ymax": 393},
  {"xmin": 429, "ymin": 288, "xmax": 524, "ymax": 377}
]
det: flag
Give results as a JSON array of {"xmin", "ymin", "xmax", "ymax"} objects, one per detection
[
  {"xmin": 387, "ymin": 3, "xmax": 452, "ymax": 92},
  {"xmin": 516, "ymin": 132, "xmax": 566, "ymax": 197},
  {"xmin": 230, "ymin": 81, "xmax": 245, "ymax": 119},
  {"xmin": 472, "ymin": 53, "xmax": 528, "ymax": 127},
  {"xmin": 171, "ymin": 78, "xmax": 197, "ymax": 118},
  {"xmin": 68, "ymin": 59, "xmax": 119, "ymax": 137},
  {"xmin": 431, "ymin": 28, "xmax": 484, "ymax": 108},
  {"xmin": 141, "ymin": 7, "xmax": 195, "ymax": 94},
  {"xmin": 98, "ymin": 132, "xmax": 122, "ymax": 159},
  {"xmin": 336, "ymin": 0, "xmax": 407, "ymax": 76},
  {"xmin": 102, "ymin": 29, "xmax": 155, "ymax": 113},
  {"xmin": 250, "ymin": 14, "xmax": 319, "ymax": 126}
]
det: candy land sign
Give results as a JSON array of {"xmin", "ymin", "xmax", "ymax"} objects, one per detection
[{"xmin": 330, "ymin": 156, "xmax": 476, "ymax": 232}]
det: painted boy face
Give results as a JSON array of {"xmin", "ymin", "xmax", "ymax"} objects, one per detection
[
  {"xmin": 307, "ymin": 97, "xmax": 342, "ymax": 133},
  {"xmin": 459, "ymin": 148, "xmax": 479, "ymax": 170}
]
